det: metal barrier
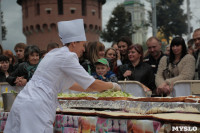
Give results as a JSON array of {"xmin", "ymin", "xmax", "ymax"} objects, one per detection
[
  {"xmin": 172, "ymin": 80, "xmax": 200, "ymax": 97},
  {"xmin": 118, "ymin": 81, "xmax": 151, "ymax": 97}
]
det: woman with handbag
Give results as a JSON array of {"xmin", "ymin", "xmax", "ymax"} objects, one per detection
[{"xmin": 155, "ymin": 36, "xmax": 195, "ymax": 96}]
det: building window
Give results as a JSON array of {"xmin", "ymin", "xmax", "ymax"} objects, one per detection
[
  {"xmin": 30, "ymin": 25, "xmax": 34, "ymax": 32},
  {"xmin": 36, "ymin": 3, "xmax": 40, "ymax": 15},
  {"xmin": 92, "ymin": 10, "xmax": 95, "ymax": 16},
  {"xmin": 57, "ymin": 0, "xmax": 63, "ymax": 15},
  {"xmin": 50, "ymin": 23, "xmax": 57, "ymax": 31},
  {"xmin": 46, "ymin": 10, "xmax": 51, "ymax": 14},
  {"xmin": 70, "ymin": 8, "xmax": 76, "ymax": 14},
  {"xmin": 24, "ymin": 0, "xmax": 28, "ymax": 18},
  {"xmin": 36, "ymin": 24, "xmax": 41, "ymax": 32},
  {"xmin": 95, "ymin": 25, "xmax": 98, "ymax": 30},
  {"xmin": 84, "ymin": 24, "xmax": 87, "ymax": 30},
  {"xmin": 45, "ymin": 8, "xmax": 52, "ymax": 14},
  {"xmin": 82, "ymin": 0, "xmax": 86, "ymax": 16},
  {"xmin": 89, "ymin": 24, "xmax": 93, "ymax": 30},
  {"xmin": 43, "ymin": 24, "xmax": 48, "ymax": 31},
  {"xmin": 98, "ymin": 1, "xmax": 101, "ymax": 19}
]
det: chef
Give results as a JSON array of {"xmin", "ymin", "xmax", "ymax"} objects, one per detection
[{"xmin": 4, "ymin": 19, "xmax": 121, "ymax": 133}]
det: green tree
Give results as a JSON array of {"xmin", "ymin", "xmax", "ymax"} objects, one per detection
[
  {"xmin": 1, "ymin": 11, "xmax": 7, "ymax": 40},
  {"xmin": 100, "ymin": 4, "xmax": 133, "ymax": 43},
  {"xmin": 149, "ymin": 0, "xmax": 187, "ymax": 43}
]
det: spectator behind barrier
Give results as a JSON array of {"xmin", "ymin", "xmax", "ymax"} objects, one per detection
[
  {"xmin": 144, "ymin": 36, "xmax": 165, "ymax": 75},
  {"xmin": 7, "ymin": 45, "xmax": 41, "ymax": 86},
  {"xmin": 105, "ymin": 47, "xmax": 118, "ymax": 75},
  {"xmin": 111, "ymin": 42, "xmax": 122, "ymax": 67},
  {"xmin": 3, "ymin": 50, "xmax": 15, "ymax": 73},
  {"xmin": 118, "ymin": 44, "xmax": 156, "ymax": 92},
  {"xmin": 92, "ymin": 58, "xmax": 118, "ymax": 83},
  {"xmin": 117, "ymin": 36, "xmax": 132, "ymax": 65},
  {"xmin": 156, "ymin": 36, "xmax": 195, "ymax": 96},
  {"xmin": 164, "ymin": 45, "xmax": 170, "ymax": 56},
  {"xmin": 13, "ymin": 43, "xmax": 27, "ymax": 70},
  {"xmin": 81, "ymin": 41, "xmax": 105, "ymax": 75},
  {"xmin": 40, "ymin": 50, "xmax": 47, "ymax": 58},
  {"xmin": 0, "ymin": 55, "xmax": 10, "ymax": 82},
  {"xmin": 46, "ymin": 42, "xmax": 59, "ymax": 52},
  {"xmin": 192, "ymin": 28, "xmax": 200, "ymax": 80}
]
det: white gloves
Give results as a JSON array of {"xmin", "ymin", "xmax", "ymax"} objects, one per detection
[{"xmin": 110, "ymin": 82, "xmax": 121, "ymax": 91}]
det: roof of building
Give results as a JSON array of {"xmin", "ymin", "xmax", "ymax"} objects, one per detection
[
  {"xmin": 124, "ymin": 0, "xmax": 144, "ymax": 6},
  {"xmin": 17, "ymin": 0, "xmax": 106, "ymax": 5}
]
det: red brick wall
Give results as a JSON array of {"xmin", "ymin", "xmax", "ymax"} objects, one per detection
[{"xmin": 20, "ymin": 0, "xmax": 103, "ymax": 50}]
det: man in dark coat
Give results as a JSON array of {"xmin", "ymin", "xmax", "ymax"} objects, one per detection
[
  {"xmin": 144, "ymin": 37, "xmax": 165, "ymax": 75},
  {"xmin": 193, "ymin": 28, "xmax": 200, "ymax": 80}
]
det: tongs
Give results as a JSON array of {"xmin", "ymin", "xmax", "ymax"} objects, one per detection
[{"xmin": 121, "ymin": 78, "xmax": 128, "ymax": 93}]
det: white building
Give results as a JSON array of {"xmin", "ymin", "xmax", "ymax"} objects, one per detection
[{"xmin": 124, "ymin": 0, "xmax": 147, "ymax": 45}]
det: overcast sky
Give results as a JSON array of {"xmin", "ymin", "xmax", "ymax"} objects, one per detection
[{"xmin": 1, "ymin": 0, "xmax": 200, "ymax": 53}]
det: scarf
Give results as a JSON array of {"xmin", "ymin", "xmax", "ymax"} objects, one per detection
[{"xmin": 24, "ymin": 60, "xmax": 40, "ymax": 80}]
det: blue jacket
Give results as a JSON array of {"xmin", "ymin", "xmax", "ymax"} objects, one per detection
[{"xmin": 92, "ymin": 71, "xmax": 118, "ymax": 82}]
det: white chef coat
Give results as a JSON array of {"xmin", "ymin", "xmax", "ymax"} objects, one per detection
[{"xmin": 4, "ymin": 46, "xmax": 95, "ymax": 133}]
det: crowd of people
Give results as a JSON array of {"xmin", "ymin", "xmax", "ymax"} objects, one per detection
[{"xmin": 0, "ymin": 28, "xmax": 200, "ymax": 97}]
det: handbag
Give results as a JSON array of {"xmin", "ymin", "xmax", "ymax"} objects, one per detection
[{"xmin": 163, "ymin": 57, "xmax": 171, "ymax": 80}]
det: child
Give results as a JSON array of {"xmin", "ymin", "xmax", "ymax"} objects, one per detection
[
  {"xmin": 0, "ymin": 55, "xmax": 10, "ymax": 82},
  {"xmin": 92, "ymin": 58, "xmax": 118, "ymax": 82}
]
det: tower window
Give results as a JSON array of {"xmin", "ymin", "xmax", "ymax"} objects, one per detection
[
  {"xmin": 82, "ymin": 0, "xmax": 86, "ymax": 16},
  {"xmin": 70, "ymin": 8, "xmax": 76, "ymax": 14},
  {"xmin": 24, "ymin": 0, "xmax": 28, "ymax": 18},
  {"xmin": 36, "ymin": 3, "xmax": 40, "ymax": 15},
  {"xmin": 45, "ymin": 8, "xmax": 52, "ymax": 14},
  {"xmin": 57, "ymin": 0, "xmax": 63, "ymax": 15},
  {"xmin": 98, "ymin": 1, "xmax": 101, "ymax": 19},
  {"xmin": 92, "ymin": 10, "xmax": 95, "ymax": 16},
  {"xmin": 89, "ymin": 24, "xmax": 93, "ymax": 30},
  {"xmin": 47, "ymin": 10, "xmax": 51, "ymax": 14}
]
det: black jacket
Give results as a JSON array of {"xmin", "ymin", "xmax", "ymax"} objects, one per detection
[
  {"xmin": 13, "ymin": 59, "xmax": 24, "ymax": 71},
  {"xmin": 0, "ymin": 71, "xmax": 7, "ymax": 82},
  {"xmin": 118, "ymin": 61, "xmax": 156, "ymax": 92},
  {"xmin": 194, "ymin": 50, "xmax": 200, "ymax": 79},
  {"xmin": 6, "ymin": 62, "xmax": 38, "ymax": 86},
  {"xmin": 143, "ymin": 52, "xmax": 165, "ymax": 75}
]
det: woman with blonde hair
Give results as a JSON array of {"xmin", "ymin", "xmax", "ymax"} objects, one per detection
[
  {"xmin": 81, "ymin": 41, "xmax": 105, "ymax": 75},
  {"xmin": 105, "ymin": 47, "xmax": 118, "ymax": 74}
]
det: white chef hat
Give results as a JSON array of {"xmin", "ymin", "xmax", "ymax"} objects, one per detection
[{"xmin": 57, "ymin": 19, "xmax": 86, "ymax": 45}]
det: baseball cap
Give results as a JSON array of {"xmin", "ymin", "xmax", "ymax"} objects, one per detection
[{"xmin": 95, "ymin": 58, "xmax": 109, "ymax": 67}]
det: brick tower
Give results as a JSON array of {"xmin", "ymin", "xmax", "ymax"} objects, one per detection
[{"xmin": 17, "ymin": 0, "xmax": 106, "ymax": 50}]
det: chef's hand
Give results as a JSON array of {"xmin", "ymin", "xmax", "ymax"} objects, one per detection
[{"xmin": 110, "ymin": 82, "xmax": 121, "ymax": 91}]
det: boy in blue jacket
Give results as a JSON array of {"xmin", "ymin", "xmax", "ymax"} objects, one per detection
[{"xmin": 92, "ymin": 58, "xmax": 118, "ymax": 82}]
